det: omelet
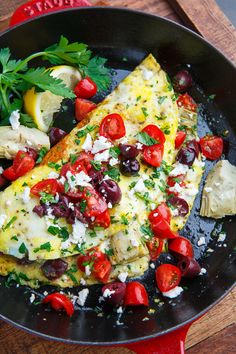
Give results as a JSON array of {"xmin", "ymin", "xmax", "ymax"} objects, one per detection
[{"xmin": 0, "ymin": 55, "xmax": 204, "ymax": 288}]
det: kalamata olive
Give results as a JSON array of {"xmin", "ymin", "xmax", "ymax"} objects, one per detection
[
  {"xmin": 26, "ymin": 147, "xmax": 38, "ymax": 161},
  {"xmin": 120, "ymin": 158, "xmax": 140, "ymax": 176},
  {"xmin": 178, "ymin": 256, "xmax": 201, "ymax": 278},
  {"xmin": 66, "ymin": 207, "xmax": 88, "ymax": 224},
  {"xmin": 168, "ymin": 196, "xmax": 189, "ymax": 216},
  {"xmin": 119, "ymin": 144, "xmax": 139, "ymax": 159},
  {"xmin": 176, "ymin": 147, "xmax": 196, "ymax": 166},
  {"xmin": 52, "ymin": 202, "xmax": 70, "ymax": 218},
  {"xmin": 33, "ymin": 204, "xmax": 47, "ymax": 217},
  {"xmin": 186, "ymin": 140, "xmax": 200, "ymax": 157},
  {"xmin": 173, "ymin": 70, "xmax": 193, "ymax": 92},
  {"xmin": 88, "ymin": 168, "xmax": 104, "ymax": 187},
  {"xmin": 41, "ymin": 259, "xmax": 68, "ymax": 280},
  {"xmin": 102, "ymin": 282, "xmax": 126, "ymax": 306},
  {"xmin": 49, "ymin": 127, "xmax": 67, "ymax": 146},
  {"xmin": 98, "ymin": 179, "xmax": 122, "ymax": 205}
]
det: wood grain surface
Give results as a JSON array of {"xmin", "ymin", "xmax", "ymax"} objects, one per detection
[{"xmin": 0, "ymin": 0, "xmax": 236, "ymax": 353}]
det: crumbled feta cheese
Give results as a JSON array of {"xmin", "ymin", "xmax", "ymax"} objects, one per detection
[
  {"xmin": 29, "ymin": 293, "xmax": 35, "ymax": 303},
  {"xmin": 103, "ymin": 288, "xmax": 115, "ymax": 298},
  {"xmin": 94, "ymin": 150, "xmax": 110, "ymax": 162},
  {"xmin": 9, "ymin": 110, "xmax": 20, "ymax": 130},
  {"xmin": 197, "ymin": 236, "xmax": 206, "ymax": 246},
  {"xmin": 80, "ymin": 278, "xmax": 86, "ymax": 286},
  {"xmin": 21, "ymin": 187, "xmax": 31, "ymax": 204},
  {"xmin": 118, "ymin": 136, "xmax": 128, "ymax": 144},
  {"xmin": 26, "ymin": 140, "xmax": 33, "ymax": 146},
  {"xmin": 118, "ymin": 272, "xmax": 128, "ymax": 283},
  {"xmin": 82, "ymin": 133, "xmax": 93, "ymax": 151},
  {"xmin": 102, "ymin": 175, "xmax": 111, "ymax": 181},
  {"xmin": 207, "ymin": 248, "xmax": 214, "ymax": 253},
  {"xmin": 194, "ymin": 158, "xmax": 205, "ymax": 168},
  {"xmin": 48, "ymin": 171, "xmax": 59, "ymax": 179},
  {"xmin": 66, "ymin": 171, "xmax": 91, "ymax": 189},
  {"xmin": 183, "ymin": 184, "xmax": 199, "ymax": 197},
  {"xmin": 218, "ymin": 233, "xmax": 226, "ymax": 242},
  {"xmin": 117, "ymin": 306, "xmax": 123, "ymax": 314},
  {"xmin": 109, "ymin": 157, "xmax": 119, "ymax": 166},
  {"xmin": 107, "ymin": 202, "xmax": 113, "ymax": 209},
  {"xmin": 136, "ymin": 142, "xmax": 143, "ymax": 150},
  {"xmin": 171, "ymin": 208, "xmax": 179, "ymax": 217},
  {"xmin": 199, "ymin": 268, "xmax": 207, "ymax": 275},
  {"xmin": 5, "ymin": 200, "xmax": 11, "ymax": 207},
  {"xmin": 133, "ymin": 178, "xmax": 147, "ymax": 193},
  {"xmin": 59, "ymin": 176, "xmax": 66, "ymax": 185},
  {"xmin": 130, "ymin": 237, "xmax": 139, "ymax": 247},
  {"xmin": 150, "ymin": 203, "xmax": 156, "ymax": 210},
  {"xmin": 162, "ymin": 286, "xmax": 183, "ymax": 298},
  {"xmin": 72, "ymin": 219, "xmax": 87, "ymax": 244},
  {"xmin": 150, "ymin": 263, "xmax": 155, "ymax": 269},
  {"xmin": 77, "ymin": 288, "xmax": 89, "ymax": 306},
  {"xmin": 205, "ymin": 187, "xmax": 213, "ymax": 193},
  {"xmin": 169, "ymin": 162, "xmax": 189, "ymax": 176},
  {"xmin": 168, "ymin": 183, "xmax": 183, "ymax": 194},
  {"xmin": 0, "ymin": 166, "xmax": 3, "ymax": 174},
  {"xmin": 68, "ymin": 202, "xmax": 75, "ymax": 211},
  {"xmin": 54, "ymin": 192, "xmax": 59, "ymax": 203},
  {"xmin": 92, "ymin": 136, "xmax": 112, "ymax": 154},
  {"xmin": 85, "ymin": 265, "xmax": 91, "ymax": 276},
  {"xmin": 142, "ymin": 68, "xmax": 153, "ymax": 80},
  {"xmin": 43, "ymin": 291, "xmax": 48, "ymax": 296}
]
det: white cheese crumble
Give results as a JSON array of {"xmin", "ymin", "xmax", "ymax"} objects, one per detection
[
  {"xmin": 9, "ymin": 110, "xmax": 20, "ymax": 130},
  {"xmin": 80, "ymin": 278, "xmax": 86, "ymax": 286},
  {"xmin": 183, "ymin": 184, "xmax": 199, "ymax": 197},
  {"xmin": 107, "ymin": 202, "xmax": 113, "ymax": 209},
  {"xmin": 169, "ymin": 162, "xmax": 189, "ymax": 176},
  {"xmin": 21, "ymin": 187, "xmax": 31, "ymax": 204},
  {"xmin": 85, "ymin": 265, "xmax": 91, "ymax": 276},
  {"xmin": 54, "ymin": 193, "xmax": 59, "ymax": 203},
  {"xmin": 0, "ymin": 214, "xmax": 7, "ymax": 228},
  {"xmin": 162, "ymin": 286, "xmax": 183, "ymax": 298},
  {"xmin": 66, "ymin": 171, "xmax": 91, "ymax": 189},
  {"xmin": 194, "ymin": 158, "xmax": 205, "ymax": 168},
  {"xmin": 130, "ymin": 236, "xmax": 139, "ymax": 247},
  {"xmin": 197, "ymin": 236, "xmax": 206, "ymax": 246},
  {"xmin": 68, "ymin": 202, "xmax": 75, "ymax": 211},
  {"xmin": 142, "ymin": 67, "xmax": 153, "ymax": 80},
  {"xmin": 5, "ymin": 200, "xmax": 11, "ymax": 207},
  {"xmin": 168, "ymin": 183, "xmax": 183, "ymax": 194},
  {"xmin": 150, "ymin": 263, "xmax": 155, "ymax": 269},
  {"xmin": 109, "ymin": 157, "xmax": 119, "ymax": 166},
  {"xmin": 199, "ymin": 268, "xmax": 207, "ymax": 275},
  {"xmin": 117, "ymin": 306, "xmax": 123, "ymax": 314},
  {"xmin": 205, "ymin": 187, "xmax": 213, "ymax": 193},
  {"xmin": 29, "ymin": 293, "xmax": 35, "ymax": 303},
  {"xmin": 133, "ymin": 178, "xmax": 147, "ymax": 193},
  {"xmin": 103, "ymin": 288, "xmax": 115, "ymax": 298},
  {"xmin": 0, "ymin": 166, "xmax": 3, "ymax": 174},
  {"xmin": 118, "ymin": 272, "xmax": 128, "ymax": 283},
  {"xmin": 48, "ymin": 171, "xmax": 59, "ymax": 179},
  {"xmin": 72, "ymin": 219, "xmax": 87, "ymax": 245},
  {"xmin": 136, "ymin": 142, "xmax": 143, "ymax": 150},
  {"xmin": 92, "ymin": 136, "xmax": 112, "ymax": 154},
  {"xmin": 82, "ymin": 133, "xmax": 93, "ymax": 151},
  {"xmin": 218, "ymin": 233, "xmax": 226, "ymax": 242},
  {"xmin": 94, "ymin": 149, "xmax": 110, "ymax": 162},
  {"xmin": 77, "ymin": 288, "xmax": 89, "ymax": 306}
]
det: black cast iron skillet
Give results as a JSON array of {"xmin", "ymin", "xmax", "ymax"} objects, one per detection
[{"xmin": 0, "ymin": 6, "xmax": 235, "ymax": 353}]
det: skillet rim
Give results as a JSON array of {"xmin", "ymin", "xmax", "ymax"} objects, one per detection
[{"xmin": 0, "ymin": 6, "xmax": 235, "ymax": 346}]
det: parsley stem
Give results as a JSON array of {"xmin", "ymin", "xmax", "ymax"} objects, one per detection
[
  {"xmin": 13, "ymin": 51, "xmax": 56, "ymax": 73},
  {"xmin": 0, "ymin": 86, "xmax": 10, "ymax": 113}
]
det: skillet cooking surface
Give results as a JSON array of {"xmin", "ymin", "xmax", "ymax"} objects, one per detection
[{"xmin": 0, "ymin": 7, "xmax": 235, "ymax": 345}]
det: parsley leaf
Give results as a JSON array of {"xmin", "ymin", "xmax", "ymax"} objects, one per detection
[
  {"xmin": 141, "ymin": 107, "xmax": 148, "ymax": 117},
  {"xmin": 47, "ymin": 226, "xmax": 69, "ymax": 241},
  {"xmin": 19, "ymin": 113, "xmax": 37, "ymax": 128},
  {"xmin": 136, "ymin": 131, "xmax": 158, "ymax": 146},
  {"xmin": 158, "ymin": 96, "xmax": 167, "ymax": 104},
  {"xmin": 109, "ymin": 146, "xmax": 120, "ymax": 159},
  {"xmin": 83, "ymin": 56, "xmax": 111, "ymax": 91},
  {"xmin": 104, "ymin": 167, "xmax": 120, "ymax": 182},
  {"xmin": 2, "ymin": 216, "xmax": 17, "ymax": 231},
  {"xmin": 76, "ymin": 124, "xmax": 97, "ymax": 138},
  {"xmin": 36, "ymin": 147, "xmax": 48, "ymax": 164},
  {"xmin": 120, "ymin": 215, "xmax": 129, "ymax": 225},
  {"xmin": 34, "ymin": 242, "xmax": 52, "ymax": 253},
  {"xmin": 90, "ymin": 160, "xmax": 102, "ymax": 171},
  {"xmin": 70, "ymin": 153, "xmax": 77, "ymax": 165},
  {"xmin": 19, "ymin": 242, "xmax": 27, "ymax": 254},
  {"xmin": 39, "ymin": 192, "xmax": 57, "ymax": 204},
  {"xmin": 140, "ymin": 223, "xmax": 153, "ymax": 239}
]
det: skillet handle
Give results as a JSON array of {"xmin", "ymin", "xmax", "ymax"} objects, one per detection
[
  {"xmin": 10, "ymin": 0, "xmax": 92, "ymax": 27},
  {"xmin": 123, "ymin": 323, "xmax": 191, "ymax": 354}
]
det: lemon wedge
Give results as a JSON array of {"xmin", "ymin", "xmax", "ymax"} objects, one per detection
[{"xmin": 24, "ymin": 65, "xmax": 81, "ymax": 132}]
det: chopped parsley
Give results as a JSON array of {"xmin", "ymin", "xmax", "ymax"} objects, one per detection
[
  {"xmin": 19, "ymin": 242, "xmax": 27, "ymax": 254},
  {"xmin": 129, "ymin": 181, "xmax": 137, "ymax": 190},
  {"xmin": 104, "ymin": 167, "xmax": 120, "ymax": 182},
  {"xmin": 144, "ymin": 179, "xmax": 155, "ymax": 189},
  {"xmin": 166, "ymin": 74, "xmax": 173, "ymax": 91},
  {"xmin": 120, "ymin": 215, "xmax": 129, "ymax": 225},
  {"xmin": 48, "ymin": 161, "xmax": 61, "ymax": 171},
  {"xmin": 47, "ymin": 226, "xmax": 69, "ymax": 241},
  {"xmin": 109, "ymin": 146, "xmax": 120, "ymax": 159},
  {"xmin": 76, "ymin": 125, "xmax": 97, "ymax": 138},
  {"xmin": 90, "ymin": 160, "xmax": 102, "ymax": 171},
  {"xmin": 110, "ymin": 216, "xmax": 119, "ymax": 224},
  {"xmin": 155, "ymin": 114, "xmax": 167, "ymax": 120},
  {"xmin": 5, "ymin": 271, "xmax": 29, "ymax": 287},
  {"xmin": 135, "ymin": 191, "xmax": 153, "ymax": 204},
  {"xmin": 34, "ymin": 242, "xmax": 52, "ymax": 253},
  {"xmin": 79, "ymin": 200, "xmax": 87, "ymax": 213},
  {"xmin": 22, "ymin": 182, "xmax": 28, "ymax": 187},
  {"xmin": 36, "ymin": 147, "xmax": 48, "ymax": 164},
  {"xmin": 136, "ymin": 95, "xmax": 141, "ymax": 101},
  {"xmin": 136, "ymin": 131, "xmax": 158, "ymax": 146},
  {"xmin": 64, "ymin": 180, "xmax": 69, "ymax": 193},
  {"xmin": 89, "ymin": 230, "xmax": 97, "ymax": 238},
  {"xmin": 39, "ymin": 192, "xmax": 57, "ymax": 204},
  {"xmin": 70, "ymin": 154, "xmax": 77, "ymax": 165},
  {"xmin": 141, "ymin": 107, "xmax": 148, "ymax": 117},
  {"xmin": 11, "ymin": 235, "xmax": 18, "ymax": 241},
  {"xmin": 105, "ymin": 248, "xmax": 114, "ymax": 256},
  {"xmin": 2, "ymin": 216, "xmax": 17, "ymax": 231},
  {"xmin": 140, "ymin": 223, "xmax": 153, "ymax": 239},
  {"xmin": 158, "ymin": 96, "xmax": 167, "ymax": 104},
  {"xmin": 152, "ymin": 160, "xmax": 172, "ymax": 178}
]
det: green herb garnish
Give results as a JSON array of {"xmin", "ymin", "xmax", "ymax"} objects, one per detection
[
  {"xmin": 76, "ymin": 124, "xmax": 97, "ymax": 138},
  {"xmin": 104, "ymin": 167, "xmax": 120, "ymax": 182},
  {"xmin": 36, "ymin": 147, "xmax": 48, "ymax": 164},
  {"xmin": 34, "ymin": 242, "xmax": 52, "ymax": 253},
  {"xmin": 158, "ymin": 96, "xmax": 167, "ymax": 104},
  {"xmin": 19, "ymin": 242, "xmax": 27, "ymax": 254},
  {"xmin": 90, "ymin": 160, "xmax": 102, "ymax": 171},
  {"xmin": 2, "ymin": 216, "xmax": 17, "ymax": 231},
  {"xmin": 136, "ymin": 131, "xmax": 158, "ymax": 146}
]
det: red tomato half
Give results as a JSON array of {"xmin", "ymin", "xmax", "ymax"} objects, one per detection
[
  {"xmin": 93, "ymin": 258, "xmax": 112, "ymax": 283},
  {"xmin": 142, "ymin": 143, "xmax": 164, "ymax": 167},
  {"xmin": 42, "ymin": 292, "xmax": 74, "ymax": 317},
  {"xmin": 75, "ymin": 98, "xmax": 97, "ymax": 121},
  {"xmin": 156, "ymin": 264, "xmax": 181, "ymax": 292},
  {"xmin": 124, "ymin": 282, "xmax": 149, "ymax": 306},
  {"xmin": 199, "ymin": 135, "xmax": 223, "ymax": 160},
  {"xmin": 92, "ymin": 210, "xmax": 111, "ymax": 229},
  {"xmin": 167, "ymin": 174, "xmax": 185, "ymax": 187},
  {"xmin": 31, "ymin": 179, "xmax": 61, "ymax": 197},
  {"xmin": 175, "ymin": 131, "xmax": 186, "ymax": 149},
  {"xmin": 3, "ymin": 166, "xmax": 17, "ymax": 181},
  {"xmin": 83, "ymin": 188, "xmax": 108, "ymax": 218},
  {"xmin": 177, "ymin": 93, "xmax": 197, "ymax": 112},
  {"xmin": 13, "ymin": 150, "xmax": 35, "ymax": 177},
  {"xmin": 168, "ymin": 237, "xmax": 194, "ymax": 258},
  {"xmin": 99, "ymin": 113, "xmax": 126, "ymax": 140},
  {"xmin": 149, "ymin": 202, "xmax": 171, "ymax": 224},
  {"xmin": 75, "ymin": 152, "xmax": 94, "ymax": 171},
  {"xmin": 74, "ymin": 77, "xmax": 97, "ymax": 99},
  {"xmin": 147, "ymin": 237, "xmax": 164, "ymax": 261},
  {"xmin": 142, "ymin": 124, "xmax": 166, "ymax": 145},
  {"xmin": 151, "ymin": 215, "xmax": 178, "ymax": 239}
]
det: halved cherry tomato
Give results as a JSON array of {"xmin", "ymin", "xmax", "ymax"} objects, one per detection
[
  {"xmin": 167, "ymin": 174, "xmax": 185, "ymax": 187},
  {"xmin": 74, "ymin": 77, "xmax": 97, "ymax": 99},
  {"xmin": 147, "ymin": 237, "xmax": 164, "ymax": 261},
  {"xmin": 75, "ymin": 152, "xmax": 94, "ymax": 171},
  {"xmin": 124, "ymin": 281, "xmax": 149, "ymax": 306},
  {"xmin": 151, "ymin": 215, "xmax": 178, "ymax": 239},
  {"xmin": 83, "ymin": 187, "xmax": 108, "ymax": 217},
  {"xmin": 77, "ymin": 247, "xmax": 106, "ymax": 272},
  {"xmin": 149, "ymin": 202, "xmax": 171, "ymax": 224},
  {"xmin": 142, "ymin": 143, "xmax": 164, "ymax": 167},
  {"xmin": 93, "ymin": 258, "xmax": 112, "ymax": 283},
  {"xmin": 177, "ymin": 93, "xmax": 197, "ymax": 112},
  {"xmin": 156, "ymin": 264, "xmax": 181, "ymax": 292},
  {"xmin": 42, "ymin": 292, "xmax": 74, "ymax": 317},
  {"xmin": 92, "ymin": 209, "xmax": 111, "ymax": 229},
  {"xmin": 99, "ymin": 113, "xmax": 126, "ymax": 140},
  {"xmin": 75, "ymin": 98, "xmax": 97, "ymax": 121},
  {"xmin": 60, "ymin": 160, "xmax": 87, "ymax": 178},
  {"xmin": 168, "ymin": 237, "xmax": 194, "ymax": 258},
  {"xmin": 142, "ymin": 124, "xmax": 166, "ymax": 145},
  {"xmin": 199, "ymin": 135, "xmax": 223, "ymax": 160},
  {"xmin": 175, "ymin": 131, "xmax": 186, "ymax": 149},
  {"xmin": 31, "ymin": 179, "xmax": 61, "ymax": 197},
  {"xmin": 3, "ymin": 166, "xmax": 17, "ymax": 181}
]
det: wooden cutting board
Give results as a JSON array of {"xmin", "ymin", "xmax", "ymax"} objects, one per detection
[{"xmin": 0, "ymin": 1, "xmax": 235, "ymax": 353}]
